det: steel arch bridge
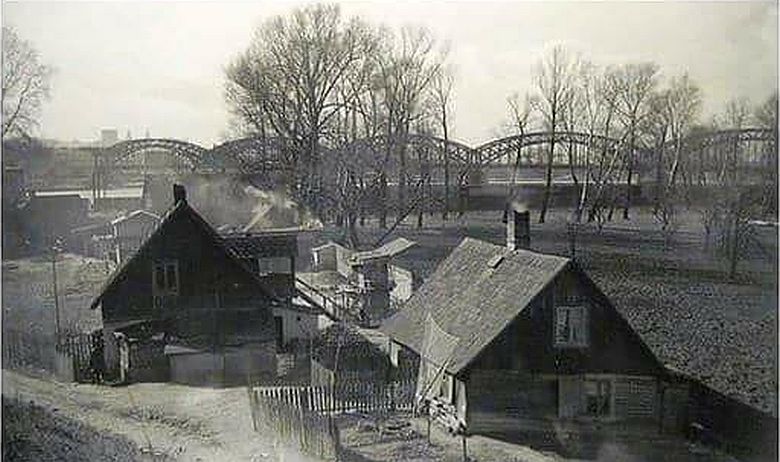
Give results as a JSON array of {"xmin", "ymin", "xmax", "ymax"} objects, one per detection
[
  {"xmin": 666, "ymin": 128, "xmax": 776, "ymax": 171},
  {"xmin": 473, "ymin": 130, "xmax": 645, "ymax": 166},
  {"xmin": 101, "ymin": 138, "xmax": 214, "ymax": 170},
  {"xmin": 93, "ymin": 127, "xmax": 775, "ymax": 192},
  {"xmin": 343, "ymin": 133, "xmax": 478, "ymax": 176}
]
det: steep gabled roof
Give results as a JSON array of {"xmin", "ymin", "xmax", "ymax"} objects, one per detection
[
  {"xmin": 381, "ymin": 237, "xmax": 570, "ymax": 374},
  {"xmin": 89, "ymin": 199, "xmax": 278, "ymax": 310}
]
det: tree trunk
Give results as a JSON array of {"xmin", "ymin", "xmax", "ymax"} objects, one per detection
[
  {"xmin": 729, "ymin": 212, "xmax": 739, "ymax": 279},
  {"xmin": 576, "ymin": 139, "xmax": 592, "ymax": 223},
  {"xmin": 442, "ymin": 113, "xmax": 450, "ymax": 221},
  {"xmin": 623, "ymin": 123, "xmax": 636, "ymax": 220},
  {"xmin": 379, "ymin": 173, "xmax": 388, "ymax": 229},
  {"xmin": 539, "ymin": 119, "xmax": 556, "ymax": 224}
]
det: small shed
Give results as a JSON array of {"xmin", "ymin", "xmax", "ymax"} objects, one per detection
[{"xmin": 310, "ymin": 324, "xmax": 390, "ymax": 387}]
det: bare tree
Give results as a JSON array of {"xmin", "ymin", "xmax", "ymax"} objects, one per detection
[
  {"xmin": 530, "ymin": 45, "xmax": 578, "ymax": 223},
  {"xmin": 503, "ymin": 92, "xmax": 535, "ymax": 210},
  {"xmin": 586, "ymin": 66, "xmax": 623, "ymax": 229},
  {"xmin": 432, "ymin": 65, "xmax": 455, "ymax": 220},
  {"xmin": 570, "ymin": 61, "xmax": 602, "ymax": 222},
  {"xmin": 708, "ymin": 97, "xmax": 764, "ymax": 278},
  {"xmin": 225, "ymin": 5, "xmax": 377, "ymax": 209},
  {"xmin": 607, "ymin": 62, "xmax": 659, "ymax": 219},
  {"xmin": 754, "ymin": 92, "xmax": 778, "ymax": 217},
  {"xmin": 651, "ymin": 73, "xmax": 702, "ymax": 241},
  {"xmin": 373, "ymin": 26, "xmax": 447, "ymax": 226},
  {"xmin": 2, "ymin": 26, "xmax": 52, "ymax": 140}
]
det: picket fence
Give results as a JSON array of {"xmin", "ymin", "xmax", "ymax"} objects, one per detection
[
  {"xmin": 252, "ymin": 379, "xmax": 416, "ymax": 415},
  {"xmin": 248, "ymin": 386, "xmax": 341, "ymax": 460},
  {"xmin": 247, "ymin": 379, "xmax": 416, "ymax": 460},
  {"xmin": 2, "ymin": 329, "xmax": 56, "ymax": 371}
]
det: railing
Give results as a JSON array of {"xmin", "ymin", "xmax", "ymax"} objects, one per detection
[{"xmin": 295, "ymin": 277, "xmax": 355, "ymax": 322}]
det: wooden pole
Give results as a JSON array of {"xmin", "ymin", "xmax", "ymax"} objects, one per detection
[
  {"xmin": 51, "ymin": 247, "xmax": 61, "ymax": 339},
  {"xmin": 462, "ymin": 434, "xmax": 468, "ymax": 462}
]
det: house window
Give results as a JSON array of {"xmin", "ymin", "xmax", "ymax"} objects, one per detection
[
  {"xmin": 585, "ymin": 379, "xmax": 612, "ymax": 417},
  {"xmin": 555, "ymin": 305, "xmax": 588, "ymax": 347},
  {"xmin": 257, "ymin": 257, "xmax": 292, "ymax": 275},
  {"xmin": 152, "ymin": 261, "xmax": 179, "ymax": 295}
]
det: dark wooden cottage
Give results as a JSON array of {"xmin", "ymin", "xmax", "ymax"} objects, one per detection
[
  {"xmin": 90, "ymin": 185, "xmax": 279, "ymax": 386},
  {"xmin": 381, "ymin": 207, "xmax": 670, "ymax": 439}
]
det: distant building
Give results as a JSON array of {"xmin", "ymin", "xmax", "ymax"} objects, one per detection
[
  {"xmin": 101, "ymin": 129, "xmax": 118, "ymax": 147},
  {"xmin": 72, "ymin": 210, "xmax": 161, "ymax": 264}
]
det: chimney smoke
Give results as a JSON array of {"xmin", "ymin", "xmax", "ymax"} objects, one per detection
[
  {"xmin": 506, "ymin": 201, "xmax": 530, "ymax": 250},
  {"xmin": 173, "ymin": 184, "xmax": 187, "ymax": 204}
]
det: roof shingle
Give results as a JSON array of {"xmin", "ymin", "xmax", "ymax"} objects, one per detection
[{"xmin": 381, "ymin": 237, "xmax": 569, "ymax": 374}]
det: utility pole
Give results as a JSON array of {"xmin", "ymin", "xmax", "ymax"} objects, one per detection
[{"xmin": 51, "ymin": 239, "xmax": 62, "ymax": 339}]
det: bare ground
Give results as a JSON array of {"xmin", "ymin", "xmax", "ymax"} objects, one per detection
[
  {"xmin": 2, "ymin": 369, "xmax": 317, "ymax": 462},
  {"xmin": 334, "ymin": 412, "xmax": 739, "ymax": 462}
]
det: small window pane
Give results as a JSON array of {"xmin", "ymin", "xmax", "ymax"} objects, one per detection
[
  {"xmin": 166, "ymin": 264, "xmax": 177, "ymax": 291},
  {"xmin": 154, "ymin": 265, "xmax": 165, "ymax": 290}
]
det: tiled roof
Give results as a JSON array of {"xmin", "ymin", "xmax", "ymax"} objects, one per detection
[{"xmin": 381, "ymin": 237, "xmax": 569, "ymax": 374}]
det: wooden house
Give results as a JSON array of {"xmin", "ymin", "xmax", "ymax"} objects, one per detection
[
  {"xmin": 90, "ymin": 185, "xmax": 279, "ymax": 386},
  {"xmin": 297, "ymin": 239, "xmax": 417, "ymax": 326},
  {"xmin": 381, "ymin": 206, "xmax": 670, "ymax": 439}
]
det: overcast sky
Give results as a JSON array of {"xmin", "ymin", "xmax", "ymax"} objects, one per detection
[{"xmin": 4, "ymin": 0, "xmax": 778, "ymax": 146}]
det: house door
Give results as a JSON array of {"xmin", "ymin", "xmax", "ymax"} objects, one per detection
[
  {"xmin": 558, "ymin": 375, "xmax": 583, "ymax": 418},
  {"xmin": 274, "ymin": 316, "xmax": 283, "ymax": 349}
]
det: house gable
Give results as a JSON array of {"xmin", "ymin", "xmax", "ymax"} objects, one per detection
[
  {"xmin": 466, "ymin": 264, "xmax": 665, "ymax": 376},
  {"xmin": 94, "ymin": 200, "xmax": 277, "ymax": 346}
]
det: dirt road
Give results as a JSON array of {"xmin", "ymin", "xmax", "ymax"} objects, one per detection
[{"xmin": 2, "ymin": 370, "xmax": 317, "ymax": 462}]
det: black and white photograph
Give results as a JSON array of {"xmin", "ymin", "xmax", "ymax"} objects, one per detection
[{"xmin": 1, "ymin": 1, "xmax": 778, "ymax": 460}]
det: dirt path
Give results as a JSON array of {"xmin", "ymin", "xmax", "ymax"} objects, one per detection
[{"xmin": 2, "ymin": 369, "xmax": 317, "ymax": 461}]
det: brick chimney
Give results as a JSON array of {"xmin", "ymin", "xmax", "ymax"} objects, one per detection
[
  {"xmin": 173, "ymin": 184, "xmax": 187, "ymax": 204},
  {"xmin": 506, "ymin": 202, "xmax": 530, "ymax": 250}
]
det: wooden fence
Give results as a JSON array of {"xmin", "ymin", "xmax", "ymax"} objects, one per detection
[
  {"xmin": 247, "ymin": 379, "xmax": 416, "ymax": 460},
  {"xmin": 56, "ymin": 333, "xmax": 94, "ymax": 382},
  {"xmin": 2, "ymin": 329, "xmax": 96, "ymax": 382},
  {"xmin": 2, "ymin": 329, "xmax": 56, "ymax": 371},
  {"xmin": 251, "ymin": 379, "xmax": 415, "ymax": 415},
  {"xmin": 248, "ymin": 386, "xmax": 341, "ymax": 460}
]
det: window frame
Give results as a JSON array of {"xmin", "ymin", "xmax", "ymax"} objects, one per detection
[
  {"xmin": 584, "ymin": 378, "xmax": 613, "ymax": 418},
  {"xmin": 152, "ymin": 260, "xmax": 179, "ymax": 296},
  {"xmin": 554, "ymin": 304, "xmax": 589, "ymax": 348}
]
